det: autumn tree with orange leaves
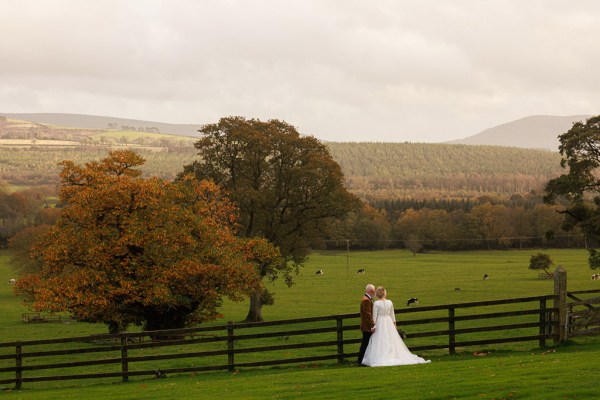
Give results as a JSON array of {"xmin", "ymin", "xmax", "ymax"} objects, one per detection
[{"xmin": 15, "ymin": 150, "xmax": 277, "ymax": 334}]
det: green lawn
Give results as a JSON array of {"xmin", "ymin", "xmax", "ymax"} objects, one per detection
[
  {"xmin": 4, "ymin": 341, "xmax": 600, "ymax": 399},
  {"xmin": 5, "ymin": 248, "xmax": 593, "ymax": 342},
  {"xmin": 217, "ymin": 248, "xmax": 594, "ymax": 323},
  {"xmin": 2, "ymin": 248, "xmax": 600, "ymax": 399}
]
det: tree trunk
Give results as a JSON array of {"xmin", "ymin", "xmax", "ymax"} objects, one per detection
[
  {"xmin": 245, "ymin": 291, "xmax": 264, "ymax": 322},
  {"xmin": 143, "ymin": 305, "xmax": 194, "ymax": 340},
  {"xmin": 107, "ymin": 321, "xmax": 127, "ymax": 334}
]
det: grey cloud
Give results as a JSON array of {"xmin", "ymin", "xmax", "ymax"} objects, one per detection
[{"xmin": 1, "ymin": 0, "xmax": 599, "ymax": 142}]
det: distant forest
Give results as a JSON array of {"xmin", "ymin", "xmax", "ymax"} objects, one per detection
[
  {"xmin": 2, "ymin": 140, "xmax": 579, "ymax": 252},
  {"xmin": 327, "ymin": 142, "xmax": 562, "ymax": 201},
  {"xmin": 0, "ymin": 142, "xmax": 563, "ymax": 197},
  {"xmin": 0, "ymin": 146, "xmax": 198, "ymax": 186}
]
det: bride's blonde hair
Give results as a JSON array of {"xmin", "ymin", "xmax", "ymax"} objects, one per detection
[{"xmin": 375, "ymin": 286, "xmax": 386, "ymax": 299}]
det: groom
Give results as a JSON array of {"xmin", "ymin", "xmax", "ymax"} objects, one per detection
[{"xmin": 358, "ymin": 284, "xmax": 376, "ymax": 365}]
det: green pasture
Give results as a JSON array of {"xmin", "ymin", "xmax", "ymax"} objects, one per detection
[
  {"xmin": 1, "ymin": 248, "xmax": 600, "ymax": 398},
  {"xmin": 4, "ymin": 248, "xmax": 595, "ymax": 342},
  {"xmin": 218, "ymin": 248, "xmax": 594, "ymax": 322},
  {"xmin": 89, "ymin": 130, "xmax": 197, "ymax": 143},
  {"xmin": 1, "ymin": 185, "xmax": 29, "ymax": 193}
]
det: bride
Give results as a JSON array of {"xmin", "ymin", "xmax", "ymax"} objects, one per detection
[{"xmin": 361, "ymin": 286, "xmax": 431, "ymax": 367}]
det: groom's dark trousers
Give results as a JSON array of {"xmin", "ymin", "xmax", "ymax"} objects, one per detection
[
  {"xmin": 358, "ymin": 331, "xmax": 372, "ymax": 365},
  {"xmin": 358, "ymin": 293, "xmax": 374, "ymax": 365}
]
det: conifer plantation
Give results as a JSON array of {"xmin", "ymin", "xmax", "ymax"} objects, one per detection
[{"xmin": 0, "ymin": 135, "xmax": 576, "ymax": 252}]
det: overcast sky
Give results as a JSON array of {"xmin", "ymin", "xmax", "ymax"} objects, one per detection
[{"xmin": 1, "ymin": 1, "xmax": 599, "ymax": 142}]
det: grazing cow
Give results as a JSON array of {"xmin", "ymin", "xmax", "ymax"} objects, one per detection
[
  {"xmin": 454, "ymin": 288, "xmax": 461, "ymax": 291},
  {"xmin": 8, "ymin": 279, "xmax": 15, "ymax": 284},
  {"xmin": 406, "ymin": 297, "xmax": 419, "ymax": 306},
  {"xmin": 483, "ymin": 274, "xmax": 489, "ymax": 280},
  {"xmin": 316, "ymin": 270, "xmax": 324, "ymax": 275},
  {"xmin": 357, "ymin": 268, "xmax": 365, "ymax": 274},
  {"xmin": 592, "ymin": 274, "xmax": 600, "ymax": 280}
]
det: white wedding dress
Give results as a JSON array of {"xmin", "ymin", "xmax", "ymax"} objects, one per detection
[{"xmin": 361, "ymin": 299, "xmax": 430, "ymax": 367}]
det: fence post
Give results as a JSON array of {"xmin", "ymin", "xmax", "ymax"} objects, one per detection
[
  {"xmin": 539, "ymin": 298, "xmax": 547, "ymax": 348},
  {"xmin": 553, "ymin": 265, "xmax": 567, "ymax": 344},
  {"xmin": 227, "ymin": 321, "xmax": 235, "ymax": 371},
  {"xmin": 336, "ymin": 316, "xmax": 344, "ymax": 363},
  {"xmin": 448, "ymin": 307, "xmax": 456, "ymax": 355},
  {"xmin": 120, "ymin": 334, "xmax": 129, "ymax": 382},
  {"xmin": 15, "ymin": 343, "xmax": 22, "ymax": 390}
]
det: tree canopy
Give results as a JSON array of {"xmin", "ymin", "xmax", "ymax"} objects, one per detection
[
  {"xmin": 180, "ymin": 116, "xmax": 361, "ymax": 321},
  {"xmin": 545, "ymin": 115, "xmax": 600, "ymax": 266},
  {"xmin": 528, "ymin": 253, "xmax": 553, "ymax": 276},
  {"xmin": 15, "ymin": 150, "xmax": 276, "ymax": 333}
]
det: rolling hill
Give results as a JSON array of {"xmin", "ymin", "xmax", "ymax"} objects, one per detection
[
  {"xmin": 1, "ymin": 112, "xmax": 596, "ymax": 150},
  {"xmin": 0, "ymin": 112, "xmax": 202, "ymax": 137},
  {"xmin": 448, "ymin": 115, "xmax": 592, "ymax": 150}
]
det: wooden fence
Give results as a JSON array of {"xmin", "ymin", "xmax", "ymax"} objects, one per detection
[
  {"xmin": 567, "ymin": 290, "xmax": 600, "ymax": 338},
  {"xmin": 1, "ymin": 267, "xmax": 598, "ymax": 390},
  {"xmin": 21, "ymin": 312, "xmax": 68, "ymax": 324},
  {"xmin": 0, "ymin": 294, "xmax": 558, "ymax": 389}
]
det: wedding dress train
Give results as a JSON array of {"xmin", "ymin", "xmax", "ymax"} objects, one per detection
[{"xmin": 361, "ymin": 299, "xmax": 430, "ymax": 367}]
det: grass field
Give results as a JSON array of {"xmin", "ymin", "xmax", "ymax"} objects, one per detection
[
  {"xmin": 217, "ymin": 248, "xmax": 595, "ymax": 323},
  {"xmin": 3, "ymin": 342, "xmax": 600, "ymax": 400},
  {"xmin": 2, "ymin": 248, "xmax": 600, "ymax": 399},
  {"xmin": 89, "ymin": 130, "xmax": 197, "ymax": 142}
]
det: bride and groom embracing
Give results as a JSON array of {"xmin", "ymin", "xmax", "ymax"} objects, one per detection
[{"xmin": 358, "ymin": 284, "xmax": 430, "ymax": 367}]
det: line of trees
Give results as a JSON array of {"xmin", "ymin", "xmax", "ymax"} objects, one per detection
[
  {"xmin": 2, "ymin": 181, "xmax": 584, "ymax": 256},
  {"xmin": 323, "ymin": 200, "xmax": 584, "ymax": 252},
  {"xmin": 106, "ymin": 123, "xmax": 160, "ymax": 133}
]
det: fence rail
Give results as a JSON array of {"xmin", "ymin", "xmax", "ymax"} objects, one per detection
[{"xmin": 0, "ymin": 293, "xmax": 560, "ymax": 389}]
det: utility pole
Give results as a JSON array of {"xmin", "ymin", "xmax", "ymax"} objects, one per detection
[{"xmin": 346, "ymin": 239, "xmax": 350, "ymax": 278}]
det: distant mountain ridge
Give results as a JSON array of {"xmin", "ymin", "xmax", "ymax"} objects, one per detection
[
  {"xmin": 448, "ymin": 115, "xmax": 593, "ymax": 151},
  {"xmin": 0, "ymin": 112, "xmax": 203, "ymax": 137},
  {"xmin": 1, "ymin": 112, "xmax": 595, "ymax": 149}
]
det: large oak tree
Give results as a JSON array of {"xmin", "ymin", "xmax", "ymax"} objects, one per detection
[
  {"xmin": 180, "ymin": 117, "xmax": 361, "ymax": 321},
  {"xmin": 544, "ymin": 115, "xmax": 600, "ymax": 268},
  {"xmin": 15, "ymin": 150, "xmax": 276, "ymax": 333}
]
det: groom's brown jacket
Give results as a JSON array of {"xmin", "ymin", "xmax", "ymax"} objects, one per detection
[{"xmin": 360, "ymin": 295, "xmax": 375, "ymax": 333}]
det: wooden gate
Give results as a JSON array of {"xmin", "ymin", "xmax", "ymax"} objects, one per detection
[{"xmin": 567, "ymin": 291, "xmax": 600, "ymax": 338}]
